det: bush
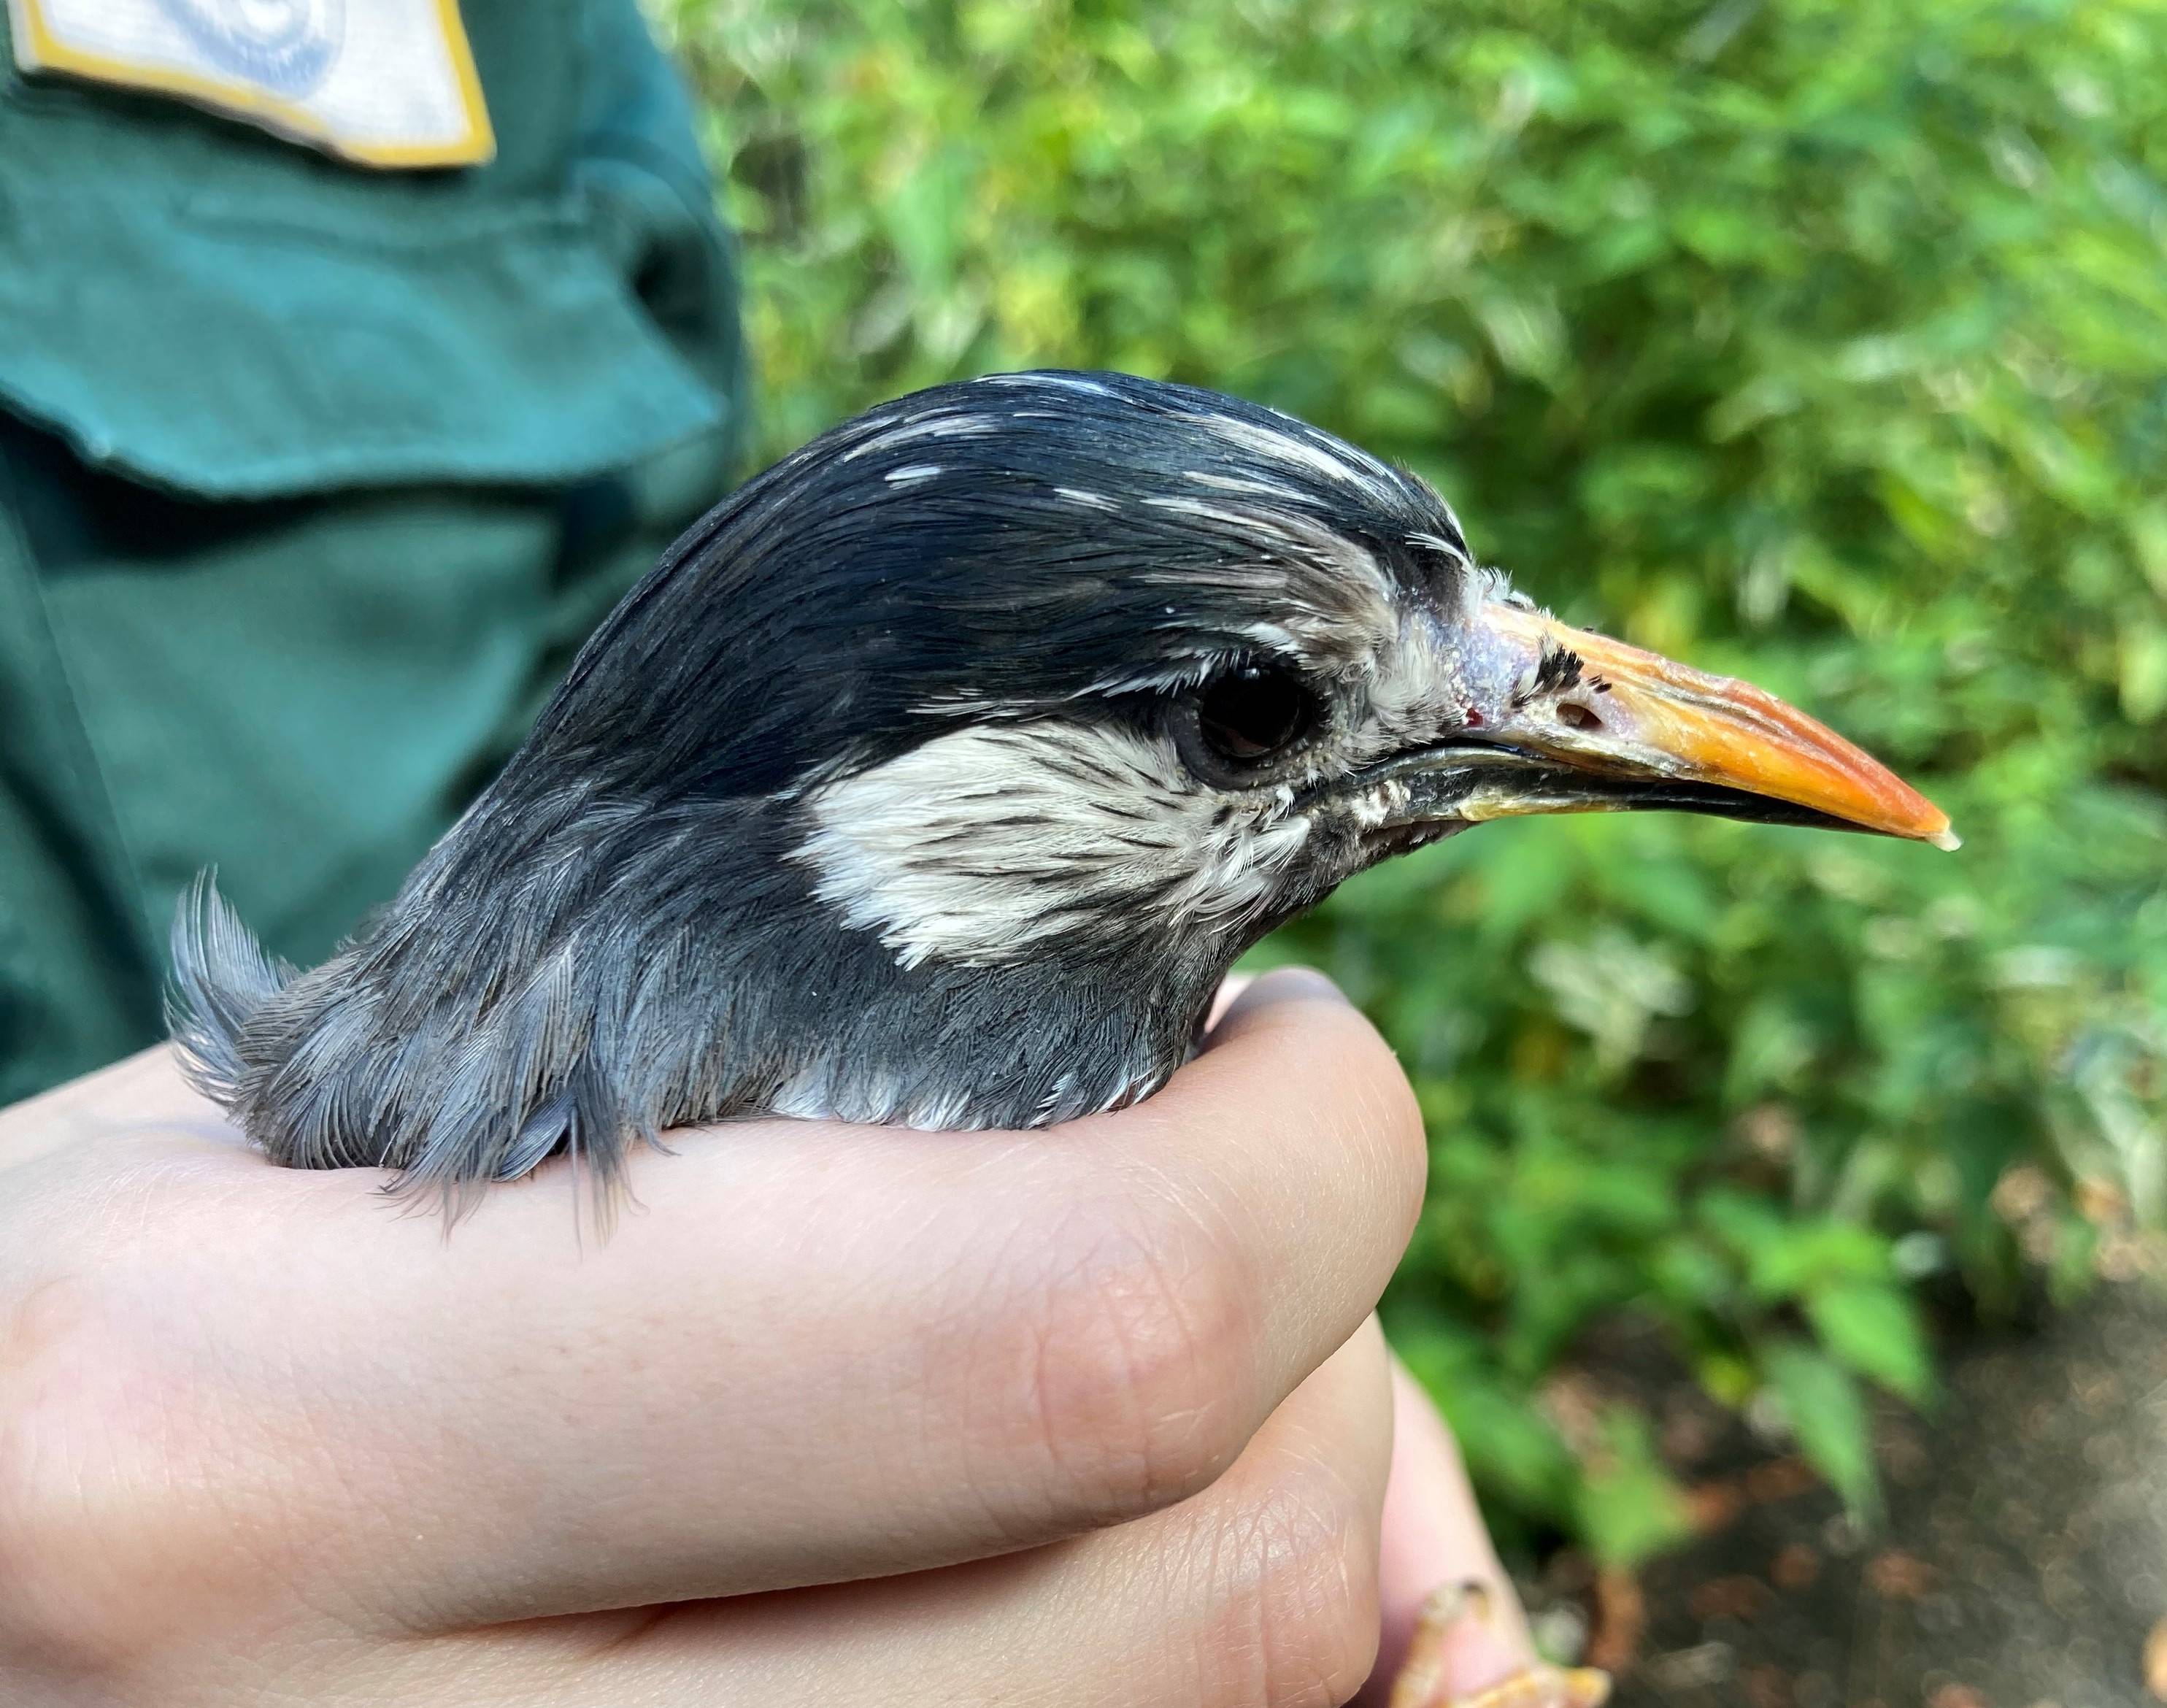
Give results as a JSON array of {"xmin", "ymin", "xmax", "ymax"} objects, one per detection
[{"xmin": 655, "ymin": 0, "xmax": 2167, "ymax": 1565}]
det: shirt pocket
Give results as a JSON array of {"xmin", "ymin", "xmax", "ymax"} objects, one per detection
[{"xmin": 0, "ymin": 167, "xmax": 729, "ymax": 501}]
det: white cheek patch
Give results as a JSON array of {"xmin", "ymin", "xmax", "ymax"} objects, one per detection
[{"xmin": 790, "ymin": 721, "xmax": 1312, "ymax": 969}]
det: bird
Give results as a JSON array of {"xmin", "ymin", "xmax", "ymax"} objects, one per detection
[
  {"xmin": 170, "ymin": 369, "xmax": 1953, "ymax": 1209},
  {"xmin": 171, "ymin": 369, "xmax": 1947, "ymax": 1708}
]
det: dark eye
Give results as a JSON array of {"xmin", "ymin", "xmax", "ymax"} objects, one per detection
[{"xmin": 1192, "ymin": 661, "xmax": 1322, "ymax": 770}]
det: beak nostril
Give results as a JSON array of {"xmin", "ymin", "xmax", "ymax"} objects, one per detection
[{"xmin": 1558, "ymin": 701, "xmax": 1602, "ymax": 733}]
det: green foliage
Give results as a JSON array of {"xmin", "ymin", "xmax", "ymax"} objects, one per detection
[
  {"xmin": 654, "ymin": 0, "xmax": 2167, "ymax": 1563},
  {"xmin": 1574, "ymin": 1406, "xmax": 1698, "ymax": 1566},
  {"xmin": 1763, "ymin": 1340, "xmax": 1880, "ymax": 1519}
]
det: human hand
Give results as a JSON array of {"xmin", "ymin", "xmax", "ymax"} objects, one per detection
[{"xmin": 1, "ymin": 969, "xmax": 1545, "ymax": 1706}]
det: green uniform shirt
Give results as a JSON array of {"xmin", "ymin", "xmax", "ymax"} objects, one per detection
[{"xmin": 0, "ymin": 0, "xmax": 746, "ymax": 1104}]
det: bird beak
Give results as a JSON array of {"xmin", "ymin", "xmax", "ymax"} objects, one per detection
[{"xmin": 1387, "ymin": 603, "xmax": 1958, "ymax": 847}]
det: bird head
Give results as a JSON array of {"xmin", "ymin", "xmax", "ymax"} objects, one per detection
[
  {"xmin": 543, "ymin": 370, "xmax": 1948, "ymax": 983},
  {"xmin": 177, "ymin": 369, "xmax": 1954, "ymax": 1185}
]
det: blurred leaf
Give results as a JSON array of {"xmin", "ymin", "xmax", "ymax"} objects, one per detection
[
  {"xmin": 1572, "ymin": 1408, "xmax": 1695, "ymax": 1569},
  {"xmin": 1744, "ymin": 1220, "xmax": 1895, "ymax": 1303},
  {"xmin": 2119, "ymin": 626, "xmax": 2167, "ymax": 723},
  {"xmin": 1764, "ymin": 1341, "xmax": 1881, "ymax": 1520},
  {"xmin": 1804, "ymin": 1280, "xmax": 1936, "ymax": 1405}
]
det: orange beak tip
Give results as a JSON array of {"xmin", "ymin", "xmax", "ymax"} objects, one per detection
[{"xmin": 1928, "ymin": 825, "xmax": 1962, "ymax": 852}]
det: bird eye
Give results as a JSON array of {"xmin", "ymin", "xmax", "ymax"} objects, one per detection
[{"xmin": 1185, "ymin": 661, "xmax": 1323, "ymax": 777}]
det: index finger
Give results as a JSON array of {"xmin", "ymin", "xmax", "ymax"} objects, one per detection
[{"xmin": 18, "ymin": 970, "xmax": 1427, "ymax": 1633}]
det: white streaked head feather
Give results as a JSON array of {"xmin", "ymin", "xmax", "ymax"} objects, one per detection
[
  {"xmin": 1182, "ymin": 409, "xmax": 1404, "ymax": 506},
  {"xmin": 842, "ymin": 414, "xmax": 1001, "ymax": 461},
  {"xmin": 976, "ymin": 372, "xmax": 1118, "ymax": 398}
]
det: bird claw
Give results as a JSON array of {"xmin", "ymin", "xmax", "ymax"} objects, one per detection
[{"xmin": 1387, "ymin": 1581, "xmax": 1612, "ymax": 1708}]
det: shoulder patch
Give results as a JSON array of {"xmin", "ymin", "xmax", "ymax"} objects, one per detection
[{"xmin": 8, "ymin": 0, "xmax": 493, "ymax": 168}]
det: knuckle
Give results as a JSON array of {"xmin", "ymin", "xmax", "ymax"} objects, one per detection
[
  {"xmin": 1009, "ymin": 1194, "xmax": 1263, "ymax": 1523},
  {"xmin": 1206, "ymin": 1453, "xmax": 1381, "ymax": 1708}
]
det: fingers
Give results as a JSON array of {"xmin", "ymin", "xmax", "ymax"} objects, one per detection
[
  {"xmin": 1114, "ymin": 969, "xmax": 1431, "ymax": 1436},
  {"xmin": 1353, "ymin": 1358, "xmax": 1536, "ymax": 1708},
  {"xmin": 397, "ymin": 1319, "xmax": 1399, "ymax": 1708},
  {"xmin": 12, "ymin": 972, "xmax": 1427, "ymax": 1637}
]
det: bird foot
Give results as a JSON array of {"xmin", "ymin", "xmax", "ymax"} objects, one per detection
[{"xmin": 1387, "ymin": 1581, "xmax": 1612, "ymax": 1708}]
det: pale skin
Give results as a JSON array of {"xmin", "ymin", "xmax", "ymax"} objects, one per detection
[{"xmin": 0, "ymin": 970, "xmax": 1552, "ymax": 1707}]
